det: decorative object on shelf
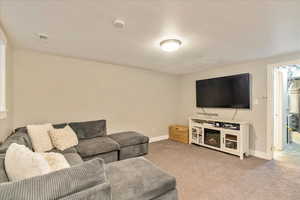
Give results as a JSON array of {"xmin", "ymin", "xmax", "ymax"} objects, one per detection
[{"xmin": 169, "ymin": 125, "xmax": 189, "ymax": 144}]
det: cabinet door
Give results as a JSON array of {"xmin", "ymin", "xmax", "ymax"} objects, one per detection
[
  {"xmin": 191, "ymin": 127, "xmax": 203, "ymax": 144},
  {"xmin": 222, "ymin": 131, "xmax": 240, "ymax": 155}
]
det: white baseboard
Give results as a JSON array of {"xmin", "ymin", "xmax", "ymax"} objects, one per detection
[
  {"xmin": 250, "ymin": 150, "xmax": 272, "ymax": 160},
  {"xmin": 150, "ymin": 135, "xmax": 169, "ymax": 143}
]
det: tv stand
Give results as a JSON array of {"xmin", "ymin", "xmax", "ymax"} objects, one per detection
[{"xmin": 189, "ymin": 116, "xmax": 250, "ymax": 160}]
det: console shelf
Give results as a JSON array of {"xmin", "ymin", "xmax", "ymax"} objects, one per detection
[{"xmin": 189, "ymin": 116, "xmax": 250, "ymax": 160}]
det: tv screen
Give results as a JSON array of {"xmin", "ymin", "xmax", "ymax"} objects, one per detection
[{"xmin": 196, "ymin": 73, "xmax": 250, "ymax": 109}]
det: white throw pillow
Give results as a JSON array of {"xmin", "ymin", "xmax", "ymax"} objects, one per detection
[
  {"xmin": 49, "ymin": 125, "xmax": 78, "ymax": 151},
  {"xmin": 27, "ymin": 123, "xmax": 54, "ymax": 152},
  {"xmin": 40, "ymin": 152, "xmax": 70, "ymax": 172},
  {"xmin": 5, "ymin": 143, "xmax": 51, "ymax": 181}
]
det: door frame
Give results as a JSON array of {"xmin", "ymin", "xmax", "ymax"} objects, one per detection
[
  {"xmin": 273, "ymin": 67, "xmax": 289, "ymax": 151},
  {"xmin": 267, "ymin": 59, "xmax": 300, "ymax": 159}
]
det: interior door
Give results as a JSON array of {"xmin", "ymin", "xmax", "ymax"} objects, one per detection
[{"xmin": 273, "ymin": 68, "xmax": 288, "ymax": 150}]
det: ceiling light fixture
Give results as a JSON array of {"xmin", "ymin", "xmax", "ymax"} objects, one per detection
[{"xmin": 160, "ymin": 39, "xmax": 182, "ymax": 52}]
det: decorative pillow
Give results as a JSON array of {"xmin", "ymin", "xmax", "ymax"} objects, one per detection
[
  {"xmin": 69, "ymin": 120, "xmax": 106, "ymax": 139},
  {"xmin": 40, "ymin": 152, "xmax": 70, "ymax": 172},
  {"xmin": 4, "ymin": 143, "xmax": 51, "ymax": 181},
  {"xmin": 27, "ymin": 123, "xmax": 54, "ymax": 152},
  {"xmin": 49, "ymin": 125, "xmax": 79, "ymax": 151}
]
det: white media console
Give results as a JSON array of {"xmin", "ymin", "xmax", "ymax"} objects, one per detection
[{"xmin": 189, "ymin": 116, "xmax": 250, "ymax": 160}]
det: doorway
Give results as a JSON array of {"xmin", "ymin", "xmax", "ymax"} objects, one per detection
[{"xmin": 272, "ymin": 64, "xmax": 300, "ymax": 164}]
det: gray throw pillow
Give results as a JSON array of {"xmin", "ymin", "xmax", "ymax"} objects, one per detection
[
  {"xmin": 69, "ymin": 120, "xmax": 106, "ymax": 139},
  {"xmin": 0, "ymin": 158, "xmax": 110, "ymax": 200}
]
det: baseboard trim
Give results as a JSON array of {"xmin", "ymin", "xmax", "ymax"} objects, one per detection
[
  {"xmin": 250, "ymin": 150, "xmax": 272, "ymax": 160},
  {"xmin": 150, "ymin": 135, "xmax": 169, "ymax": 143}
]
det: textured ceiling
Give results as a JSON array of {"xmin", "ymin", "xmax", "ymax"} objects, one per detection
[{"xmin": 1, "ymin": 0, "xmax": 300, "ymax": 74}]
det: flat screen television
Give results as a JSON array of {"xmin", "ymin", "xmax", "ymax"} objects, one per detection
[{"xmin": 196, "ymin": 73, "xmax": 250, "ymax": 109}]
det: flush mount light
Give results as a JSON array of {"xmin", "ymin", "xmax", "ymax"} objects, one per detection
[{"xmin": 160, "ymin": 39, "xmax": 182, "ymax": 52}]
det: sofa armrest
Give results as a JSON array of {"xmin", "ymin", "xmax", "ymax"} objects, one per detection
[
  {"xmin": 0, "ymin": 132, "xmax": 33, "ymax": 154},
  {"xmin": 0, "ymin": 158, "xmax": 110, "ymax": 200}
]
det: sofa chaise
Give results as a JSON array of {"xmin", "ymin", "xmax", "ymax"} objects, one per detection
[{"xmin": 0, "ymin": 156, "xmax": 178, "ymax": 200}]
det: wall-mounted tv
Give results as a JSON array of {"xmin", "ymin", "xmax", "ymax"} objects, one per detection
[{"xmin": 196, "ymin": 73, "xmax": 250, "ymax": 109}]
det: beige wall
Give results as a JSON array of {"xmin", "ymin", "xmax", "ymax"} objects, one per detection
[{"xmin": 12, "ymin": 50, "xmax": 179, "ymax": 138}]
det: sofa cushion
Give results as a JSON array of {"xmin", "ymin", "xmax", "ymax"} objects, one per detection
[
  {"xmin": 69, "ymin": 120, "xmax": 106, "ymax": 139},
  {"xmin": 63, "ymin": 153, "xmax": 83, "ymax": 166},
  {"xmin": 0, "ymin": 159, "xmax": 109, "ymax": 200},
  {"xmin": 15, "ymin": 123, "xmax": 67, "ymax": 133},
  {"xmin": 108, "ymin": 131, "xmax": 149, "ymax": 147},
  {"xmin": 0, "ymin": 154, "xmax": 8, "ymax": 183},
  {"xmin": 58, "ymin": 182, "xmax": 112, "ymax": 200},
  {"xmin": 154, "ymin": 189, "xmax": 178, "ymax": 200},
  {"xmin": 1, "ymin": 123, "xmax": 67, "ymax": 154},
  {"xmin": 119, "ymin": 143, "xmax": 148, "ymax": 160},
  {"xmin": 76, "ymin": 136, "xmax": 119, "ymax": 157},
  {"xmin": 105, "ymin": 157, "xmax": 176, "ymax": 200},
  {"xmin": 14, "ymin": 126, "xmax": 27, "ymax": 133},
  {"xmin": 50, "ymin": 146, "xmax": 78, "ymax": 154},
  {"xmin": 82, "ymin": 151, "xmax": 118, "ymax": 164},
  {"xmin": 53, "ymin": 123, "xmax": 68, "ymax": 129},
  {"xmin": 0, "ymin": 132, "xmax": 33, "ymax": 153}
]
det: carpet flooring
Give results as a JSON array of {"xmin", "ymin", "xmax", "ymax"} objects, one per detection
[{"xmin": 145, "ymin": 140, "xmax": 300, "ymax": 200}]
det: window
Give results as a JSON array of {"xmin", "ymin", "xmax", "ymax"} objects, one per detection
[{"xmin": 0, "ymin": 35, "xmax": 7, "ymax": 119}]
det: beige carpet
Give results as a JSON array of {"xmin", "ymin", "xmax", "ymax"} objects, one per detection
[{"xmin": 145, "ymin": 140, "xmax": 300, "ymax": 200}]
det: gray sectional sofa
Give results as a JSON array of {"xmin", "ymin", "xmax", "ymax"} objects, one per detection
[
  {"xmin": 0, "ymin": 120, "xmax": 178, "ymax": 200},
  {"xmin": 3, "ymin": 120, "xmax": 149, "ymax": 163}
]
